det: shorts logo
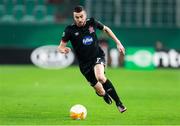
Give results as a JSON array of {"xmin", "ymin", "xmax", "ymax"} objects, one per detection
[
  {"xmin": 82, "ymin": 36, "xmax": 93, "ymax": 45},
  {"xmin": 96, "ymin": 58, "xmax": 101, "ymax": 63}
]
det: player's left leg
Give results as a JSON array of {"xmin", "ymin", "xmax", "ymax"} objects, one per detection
[
  {"xmin": 94, "ymin": 64, "xmax": 127, "ymax": 113},
  {"xmin": 102, "ymin": 79, "xmax": 127, "ymax": 113}
]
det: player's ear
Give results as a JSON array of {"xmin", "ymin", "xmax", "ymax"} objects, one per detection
[
  {"xmin": 83, "ymin": 10, "xmax": 87, "ymax": 17},
  {"xmin": 73, "ymin": 12, "xmax": 76, "ymax": 19}
]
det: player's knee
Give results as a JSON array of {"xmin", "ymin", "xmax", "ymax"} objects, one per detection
[
  {"xmin": 97, "ymin": 75, "xmax": 106, "ymax": 84},
  {"xmin": 94, "ymin": 82, "xmax": 105, "ymax": 96}
]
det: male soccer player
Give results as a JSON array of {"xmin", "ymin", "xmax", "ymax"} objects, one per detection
[{"xmin": 58, "ymin": 5, "xmax": 127, "ymax": 113}]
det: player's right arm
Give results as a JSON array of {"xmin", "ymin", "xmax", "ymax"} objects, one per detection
[
  {"xmin": 58, "ymin": 41, "xmax": 71, "ymax": 54},
  {"xmin": 58, "ymin": 26, "xmax": 71, "ymax": 54}
]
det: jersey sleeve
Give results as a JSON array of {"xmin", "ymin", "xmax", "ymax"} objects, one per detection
[
  {"xmin": 94, "ymin": 19, "xmax": 104, "ymax": 30},
  {"xmin": 61, "ymin": 26, "xmax": 71, "ymax": 42}
]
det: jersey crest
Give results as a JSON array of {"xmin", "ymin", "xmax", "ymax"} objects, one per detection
[{"xmin": 89, "ymin": 26, "xmax": 95, "ymax": 34}]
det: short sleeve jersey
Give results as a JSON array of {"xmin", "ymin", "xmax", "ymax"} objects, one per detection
[{"xmin": 61, "ymin": 18, "xmax": 105, "ymax": 63}]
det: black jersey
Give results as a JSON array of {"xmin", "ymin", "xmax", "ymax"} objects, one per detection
[{"xmin": 61, "ymin": 18, "xmax": 105, "ymax": 64}]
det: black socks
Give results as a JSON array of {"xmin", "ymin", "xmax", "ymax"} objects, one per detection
[{"xmin": 102, "ymin": 79, "xmax": 123, "ymax": 106}]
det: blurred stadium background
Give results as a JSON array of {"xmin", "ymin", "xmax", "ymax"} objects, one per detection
[
  {"xmin": 0, "ymin": 0, "xmax": 180, "ymax": 67},
  {"xmin": 0, "ymin": 0, "xmax": 180, "ymax": 125}
]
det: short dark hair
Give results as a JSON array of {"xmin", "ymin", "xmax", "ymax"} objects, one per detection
[{"xmin": 73, "ymin": 5, "xmax": 85, "ymax": 13}]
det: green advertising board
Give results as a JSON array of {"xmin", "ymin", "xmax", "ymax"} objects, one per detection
[{"xmin": 125, "ymin": 47, "xmax": 155, "ymax": 70}]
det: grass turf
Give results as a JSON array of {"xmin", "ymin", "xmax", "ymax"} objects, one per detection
[{"xmin": 0, "ymin": 65, "xmax": 180, "ymax": 125}]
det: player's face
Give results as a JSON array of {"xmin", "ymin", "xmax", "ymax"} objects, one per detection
[{"xmin": 73, "ymin": 11, "xmax": 87, "ymax": 27}]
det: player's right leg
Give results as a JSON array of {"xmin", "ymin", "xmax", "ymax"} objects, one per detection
[{"xmin": 79, "ymin": 62, "xmax": 112, "ymax": 105}]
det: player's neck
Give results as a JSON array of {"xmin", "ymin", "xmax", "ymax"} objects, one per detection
[{"xmin": 76, "ymin": 21, "xmax": 86, "ymax": 27}]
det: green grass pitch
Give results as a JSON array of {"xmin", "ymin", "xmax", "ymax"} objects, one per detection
[{"xmin": 0, "ymin": 65, "xmax": 180, "ymax": 125}]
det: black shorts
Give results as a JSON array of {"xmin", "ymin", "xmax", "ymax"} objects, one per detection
[{"xmin": 79, "ymin": 56, "xmax": 105, "ymax": 87}]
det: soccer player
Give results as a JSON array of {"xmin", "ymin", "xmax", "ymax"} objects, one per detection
[{"xmin": 58, "ymin": 5, "xmax": 127, "ymax": 113}]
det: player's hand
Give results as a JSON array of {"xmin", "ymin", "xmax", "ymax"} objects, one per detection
[
  {"xmin": 63, "ymin": 47, "xmax": 71, "ymax": 54},
  {"xmin": 58, "ymin": 46, "xmax": 71, "ymax": 54},
  {"xmin": 117, "ymin": 43, "xmax": 125, "ymax": 55}
]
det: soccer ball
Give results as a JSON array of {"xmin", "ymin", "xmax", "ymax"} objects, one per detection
[{"xmin": 70, "ymin": 104, "xmax": 87, "ymax": 120}]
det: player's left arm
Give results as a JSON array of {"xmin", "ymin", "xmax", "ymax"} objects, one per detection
[{"xmin": 103, "ymin": 26, "xmax": 125, "ymax": 55}]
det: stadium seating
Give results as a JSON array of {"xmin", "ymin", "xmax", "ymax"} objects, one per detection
[
  {"xmin": 0, "ymin": 0, "xmax": 56, "ymax": 23},
  {"xmin": 86, "ymin": 0, "xmax": 177, "ymax": 27},
  {"xmin": 13, "ymin": 5, "xmax": 25, "ymax": 21},
  {"xmin": 0, "ymin": 5, "xmax": 5, "ymax": 22},
  {"xmin": 1, "ymin": 0, "xmax": 177, "ymax": 27}
]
